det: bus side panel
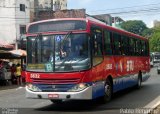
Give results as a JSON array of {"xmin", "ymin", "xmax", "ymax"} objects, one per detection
[
  {"xmin": 113, "ymin": 56, "xmax": 150, "ymax": 93},
  {"xmin": 113, "ymin": 56, "xmax": 138, "ymax": 92},
  {"xmin": 91, "ymin": 60, "xmax": 106, "ymax": 99},
  {"xmin": 124, "ymin": 57, "xmax": 139, "ymax": 87}
]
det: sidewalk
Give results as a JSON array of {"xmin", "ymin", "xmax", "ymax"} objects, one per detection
[
  {"xmin": 0, "ymin": 84, "xmax": 19, "ymax": 90},
  {"xmin": 150, "ymin": 105, "xmax": 160, "ymax": 114}
]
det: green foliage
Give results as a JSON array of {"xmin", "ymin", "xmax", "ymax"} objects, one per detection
[
  {"xmin": 141, "ymin": 28, "xmax": 153, "ymax": 38},
  {"xmin": 149, "ymin": 27, "xmax": 160, "ymax": 52},
  {"xmin": 121, "ymin": 20, "xmax": 147, "ymax": 35}
]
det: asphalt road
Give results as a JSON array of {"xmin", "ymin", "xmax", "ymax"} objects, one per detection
[{"xmin": 0, "ymin": 67, "xmax": 160, "ymax": 114}]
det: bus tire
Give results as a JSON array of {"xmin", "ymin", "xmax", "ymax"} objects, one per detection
[
  {"xmin": 100, "ymin": 79, "xmax": 112, "ymax": 103},
  {"xmin": 50, "ymin": 99, "xmax": 62, "ymax": 104},
  {"xmin": 136, "ymin": 73, "xmax": 142, "ymax": 89}
]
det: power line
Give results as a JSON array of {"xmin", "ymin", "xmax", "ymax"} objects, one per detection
[
  {"xmin": 108, "ymin": 7, "xmax": 160, "ymax": 15},
  {"xmin": 7, "ymin": 7, "xmax": 160, "ymax": 17},
  {"xmin": 120, "ymin": 11, "xmax": 160, "ymax": 19},
  {"xmin": 88, "ymin": 2, "xmax": 160, "ymax": 13},
  {"xmin": 0, "ymin": 2, "xmax": 160, "ymax": 11},
  {"xmin": 1, "ymin": 3, "xmax": 160, "ymax": 20}
]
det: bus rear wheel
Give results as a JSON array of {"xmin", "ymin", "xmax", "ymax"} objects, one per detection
[
  {"xmin": 136, "ymin": 73, "xmax": 142, "ymax": 89},
  {"xmin": 50, "ymin": 99, "xmax": 63, "ymax": 104},
  {"xmin": 100, "ymin": 79, "xmax": 112, "ymax": 103}
]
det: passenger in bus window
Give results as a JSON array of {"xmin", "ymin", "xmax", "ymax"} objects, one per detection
[
  {"xmin": 45, "ymin": 50, "xmax": 53, "ymax": 62},
  {"xmin": 60, "ymin": 49, "xmax": 67, "ymax": 58}
]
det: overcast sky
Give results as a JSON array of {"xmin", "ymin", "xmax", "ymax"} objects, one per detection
[{"xmin": 68, "ymin": 0, "xmax": 160, "ymax": 28}]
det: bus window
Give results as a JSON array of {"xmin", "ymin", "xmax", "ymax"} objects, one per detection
[
  {"xmin": 113, "ymin": 33, "xmax": 121, "ymax": 55},
  {"xmin": 104, "ymin": 30, "xmax": 112, "ymax": 55},
  {"xmin": 133, "ymin": 39, "xmax": 137, "ymax": 56},
  {"xmin": 129, "ymin": 38, "xmax": 136, "ymax": 56},
  {"xmin": 121, "ymin": 36, "xmax": 129, "ymax": 55},
  {"xmin": 135, "ymin": 39, "xmax": 141, "ymax": 56},
  {"xmin": 135, "ymin": 39, "xmax": 142, "ymax": 56},
  {"xmin": 141, "ymin": 41, "xmax": 145, "ymax": 56},
  {"xmin": 145, "ymin": 41, "xmax": 149, "ymax": 56},
  {"xmin": 91, "ymin": 26, "xmax": 103, "ymax": 66}
]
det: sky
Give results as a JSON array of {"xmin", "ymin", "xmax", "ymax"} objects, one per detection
[{"xmin": 68, "ymin": 0, "xmax": 160, "ymax": 28}]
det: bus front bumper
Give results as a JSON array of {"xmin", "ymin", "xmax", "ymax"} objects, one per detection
[{"xmin": 26, "ymin": 86, "xmax": 93, "ymax": 100}]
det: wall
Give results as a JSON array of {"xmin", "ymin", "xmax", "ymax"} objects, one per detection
[
  {"xmin": 0, "ymin": 0, "xmax": 30, "ymax": 44},
  {"xmin": 37, "ymin": 9, "xmax": 86, "ymax": 21},
  {"xmin": 15, "ymin": 0, "xmax": 30, "ymax": 41},
  {"xmin": 38, "ymin": 0, "xmax": 67, "ymax": 11},
  {"xmin": 0, "ymin": 0, "xmax": 16, "ymax": 44},
  {"xmin": 154, "ymin": 20, "xmax": 160, "ymax": 28}
]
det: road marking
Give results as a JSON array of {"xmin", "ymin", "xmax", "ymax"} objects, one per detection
[
  {"xmin": 144, "ymin": 96, "xmax": 160, "ymax": 113},
  {"xmin": 16, "ymin": 86, "xmax": 24, "ymax": 90}
]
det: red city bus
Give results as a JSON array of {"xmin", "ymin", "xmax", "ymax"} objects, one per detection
[{"xmin": 25, "ymin": 18, "xmax": 150, "ymax": 103}]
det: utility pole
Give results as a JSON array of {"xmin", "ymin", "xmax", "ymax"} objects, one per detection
[
  {"xmin": 50, "ymin": 0, "xmax": 53, "ymax": 18},
  {"xmin": 35, "ymin": 0, "xmax": 39, "ymax": 21},
  {"xmin": 51, "ymin": 0, "xmax": 53, "ymax": 11}
]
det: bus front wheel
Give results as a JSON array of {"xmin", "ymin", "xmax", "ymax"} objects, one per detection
[{"xmin": 100, "ymin": 79, "xmax": 112, "ymax": 103}]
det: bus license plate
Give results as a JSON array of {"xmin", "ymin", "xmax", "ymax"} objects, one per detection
[{"xmin": 48, "ymin": 94, "xmax": 59, "ymax": 98}]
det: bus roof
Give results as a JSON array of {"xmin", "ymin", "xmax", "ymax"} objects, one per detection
[
  {"xmin": 86, "ymin": 17, "xmax": 147, "ymax": 41},
  {"xmin": 27, "ymin": 18, "xmax": 147, "ymax": 41}
]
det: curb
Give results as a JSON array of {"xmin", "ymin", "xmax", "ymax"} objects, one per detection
[{"xmin": 143, "ymin": 96, "xmax": 160, "ymax": 114}]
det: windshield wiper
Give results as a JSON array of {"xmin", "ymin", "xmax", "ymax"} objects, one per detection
[
  {"xmin": 33, "ymin": 33, "xmax": 42, "ymax": 47},
  {"xmin": 61, "ymin": 31, "xmax": 72, "ymax": 46},
  {"xmin": 31, "ymin": 33, "xmax": 42, "ymax": 59},
  {"xmin": 57, "ymin": 31, "xmax": 73, "ymax": 71}
]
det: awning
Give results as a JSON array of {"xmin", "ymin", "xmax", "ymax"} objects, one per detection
[
  {"xmin": 0, "ymin": 44, "xmax": 14, "ymax": 49},
  {"xmin": 0, "ymin": 52, "xmax": 19, "ymax": 59},
  {"xmin": 0, "ymin": 40, "xmax": 14, "ymax": 49},
  {"xmin": 9, "ymin": 49, "xmax": 27, "ymax": 57}
]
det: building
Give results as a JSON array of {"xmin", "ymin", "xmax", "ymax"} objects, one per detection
[
  {"xmin": 33, "ymin": 0, "xmax": 67, "ymax": 11},
  {"xmin": 0, "ymin": 0, "xmax": 30, "ymax": 47},
  {"xmin": 92, "ymin": 14, "xmax": 112, "ymax": 26},
  {"xmin": 30, "ymin": 0, "xmax": 67, "ymax": 22},
  {"xmin": 38, "ymin": 0, "xmax": 67, "ymax": 11},
  {"xmin": 153, "ymin": 20, "xmax": 160, "ymax": 28},
  {"xmin": 37, "ymin": 9, "xmax": 86, "ymax": 21},
  {"xmin": 112, "ymin": 17, "xmax": 124, "ymax": 29}
]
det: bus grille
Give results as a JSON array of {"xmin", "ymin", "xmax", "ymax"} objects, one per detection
[
  {"xmin": 34, "ymin": 84, "xmax": 76, "ymax": 92},
  {"xmin": 32, "ymin": 78, "xmax": 80, "ymax": 84}
]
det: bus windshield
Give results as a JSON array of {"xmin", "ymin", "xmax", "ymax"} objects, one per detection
[{"xmin": 26, "ymin": 33, "xmax": 91, "ymax": 72}]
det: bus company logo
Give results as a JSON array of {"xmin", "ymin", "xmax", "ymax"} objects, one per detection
[
  {"xmin": 52, "ymin": 85, "xmax": 56, "ymax": 89},
  {"xmin": 105, "ymin": 64, "xmax": 112, "ymax": 70},
  {"xmin": 30, "ymin": 73, "xmax": 40, "ymax": 79}
]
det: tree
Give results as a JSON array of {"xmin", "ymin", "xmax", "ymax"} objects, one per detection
[
  {"xmin": 121, "ymin": 20, "xmax": 148, "ymax": 35},
  {"xmin": 149, "ymin": 27, "xmax": 160, "ymax": 52},
  {"xmin": 141, "ymin": 28, "xmax": 153, "ymax": 38}
]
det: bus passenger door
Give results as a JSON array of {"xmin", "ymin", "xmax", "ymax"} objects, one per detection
[{"xmin": 91, "ymin": 25, "xmax": 104, "ymax": 98}]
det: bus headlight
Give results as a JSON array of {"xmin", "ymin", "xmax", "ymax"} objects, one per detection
[
  {"xmin": 26, "ymin": 83, "xmax": 42, "ymax": 92},
  {"xmin": 68, "ymin": 83, "xmax": 90, "ymax": 92}
]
